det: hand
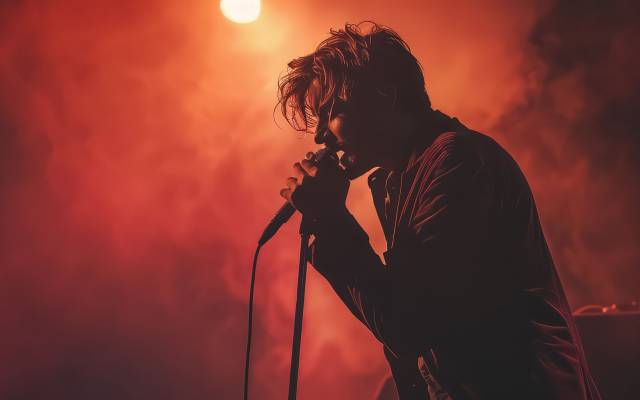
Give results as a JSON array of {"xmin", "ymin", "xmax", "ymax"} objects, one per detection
[{"xmin": 280, "ymin": 151, "xmax": 350, "ymax": 220}]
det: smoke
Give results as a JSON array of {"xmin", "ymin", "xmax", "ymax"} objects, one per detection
[
  {"xmin": 0, "ymin": 1, "xmax": 256, "ymax": 398},
  {"xmin": 0, "ymin": 0, "xmax": 637, "ymax": 399},
  {"xmin": 491, "ymin": 0, "xmax": 640, "ymax": 306}
]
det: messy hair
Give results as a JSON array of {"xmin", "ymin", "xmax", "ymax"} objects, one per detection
[{"xmin": 276, "ymin": 21, "xmax": 430, "ymax": 132}]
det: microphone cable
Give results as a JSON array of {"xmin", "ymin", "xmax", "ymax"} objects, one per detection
[
  {"xmin": 243, "ymin": 243, "xmax": 262, "ymax": 400},
  {"xmin": 243, "ymin": 147, "xmax": 335, "ymax": 399}
]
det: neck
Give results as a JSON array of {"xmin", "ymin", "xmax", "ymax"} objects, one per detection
[{"xmin": 378, "ymin": 107, "xmax": 438, "ymax": 171}]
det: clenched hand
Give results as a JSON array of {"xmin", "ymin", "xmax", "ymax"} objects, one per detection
[{"xmin": 280, "ymin": 151, "xmax": 350, "ymax": 220}]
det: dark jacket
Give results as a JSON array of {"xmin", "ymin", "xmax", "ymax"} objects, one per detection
[{"xmin": 308, "ymin": 111, "xmax": 601, "ymax": 399}]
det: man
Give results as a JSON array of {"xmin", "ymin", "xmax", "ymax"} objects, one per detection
[{"xmin": 277, "ymin": 22, "xmax": 600, "ymax": 399}]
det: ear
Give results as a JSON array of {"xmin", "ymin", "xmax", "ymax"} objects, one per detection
[{"xmin": 375, "ymin": 84, "xmax": 398, "ymax": 110}]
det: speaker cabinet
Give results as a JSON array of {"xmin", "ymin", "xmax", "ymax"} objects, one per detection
[{"xmin": 574, "ymin": 311, "xmax": 640, "ymax": 400}]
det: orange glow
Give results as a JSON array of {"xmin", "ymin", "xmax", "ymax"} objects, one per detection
[{"xmin": 0, "ymin": 1, "xmax": 637, "ymax": 399}]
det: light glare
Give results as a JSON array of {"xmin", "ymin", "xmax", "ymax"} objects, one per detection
[{"xmin": 220, "ymin": 0, "xmax": 261, "ymax": 24}]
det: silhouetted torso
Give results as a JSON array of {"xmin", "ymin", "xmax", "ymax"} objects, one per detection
[{"xmin": 308, "ymin": 111, "xmax": 600, "ymax": 399}]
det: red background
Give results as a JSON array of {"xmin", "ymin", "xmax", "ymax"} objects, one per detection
[{"xmin": 1, "ymin": 0, "xmax": 638, "ymax": 398}]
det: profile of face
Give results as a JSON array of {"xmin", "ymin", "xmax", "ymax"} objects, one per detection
[{"xmin": 309, "ymin": 79, "xmax": 395, "ymax": 180}]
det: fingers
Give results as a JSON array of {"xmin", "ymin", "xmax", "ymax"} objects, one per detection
[
  {"xmin": 280, "ymin": 188, "xmax": 295, "ymax": 207},
  {"xmin": 279, "ymin": 153, "xmax": 321, "ymax": 206},
  {"xmin": 280, "ymin": 188, "xmax": 292, "ymax": 201},
  {"xmin": 286, "ymin": 177, "xmax": 298, "ymax": 190},
  {"xmin": 280, "ymin": 176, "xmax": 301, "ymax": 205},
  {"xmin": 293, "ymin": 159, "xmax": 319, "ymax": 179},
  {"xmin": 300, "ymin": 159, "xmax": 319, "ymax": 176},
  {"xmin": 293, "ymin": 162, "xmax": 307, "ymax": 179}
]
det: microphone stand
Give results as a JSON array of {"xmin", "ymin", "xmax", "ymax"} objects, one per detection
[
  {"xmin": 287, "ymin": 216, "xmax": 312, "ymax": 400},
  {"xmin": 246, "ymin": 148, "xmax": 337, "ymax": 400}
]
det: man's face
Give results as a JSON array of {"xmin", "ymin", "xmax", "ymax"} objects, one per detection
[{"xmin": 309, "ymin": 79, "xmax": 389, "ymax": 180}]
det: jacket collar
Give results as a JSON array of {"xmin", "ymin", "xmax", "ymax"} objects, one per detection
[
  {"xmin": 366, "ymin": 110, "xmax": 469, "ymax": 246},
  {"xmin": 367, "ymin": 109, "xmax": 468, "ymax": 191}
]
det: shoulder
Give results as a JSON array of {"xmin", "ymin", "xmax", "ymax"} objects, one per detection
[
  {"xmin": 407, "ymin": 129, "xmax": 525, "ymax": 207},
  {"xmin": 420, "ymin": 129, "xmax": 535, "ymax": 210},
  {"xmin": 413, "ymin": 130, "xmax": 489, "ymax": 175}
]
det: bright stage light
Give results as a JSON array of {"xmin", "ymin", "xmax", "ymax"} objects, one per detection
[{"xmin": 220, "ymin": 0, "xmax": 261, "ymax": 24}]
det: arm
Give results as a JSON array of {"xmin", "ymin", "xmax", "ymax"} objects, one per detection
[{"xmin": 308, "ymin": 135, "xmax": 499, "ymax": 356}]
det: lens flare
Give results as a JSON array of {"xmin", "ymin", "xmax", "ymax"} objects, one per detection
[{"xmin": 220, "ymin": 0, "xmax": 260, "ymax": 24}]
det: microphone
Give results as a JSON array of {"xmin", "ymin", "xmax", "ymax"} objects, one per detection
[{"xmin": 258, "ymin": 147, "xmax": 337, "ymax": 246}]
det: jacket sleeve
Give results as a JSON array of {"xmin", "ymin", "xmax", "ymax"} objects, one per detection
[{"xmin": 308, "ymin": 135, "xmax": 499, "ymax": 357}]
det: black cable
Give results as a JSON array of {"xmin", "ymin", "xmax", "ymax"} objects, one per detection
[{"xmin": 243, "ymin": 243, "xmax": 262, "ymax": 400}]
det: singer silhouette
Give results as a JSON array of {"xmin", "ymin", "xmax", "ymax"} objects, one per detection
[{"xmin": 276, "ymin": 22, "xmax": 600, "ymax": 400}]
